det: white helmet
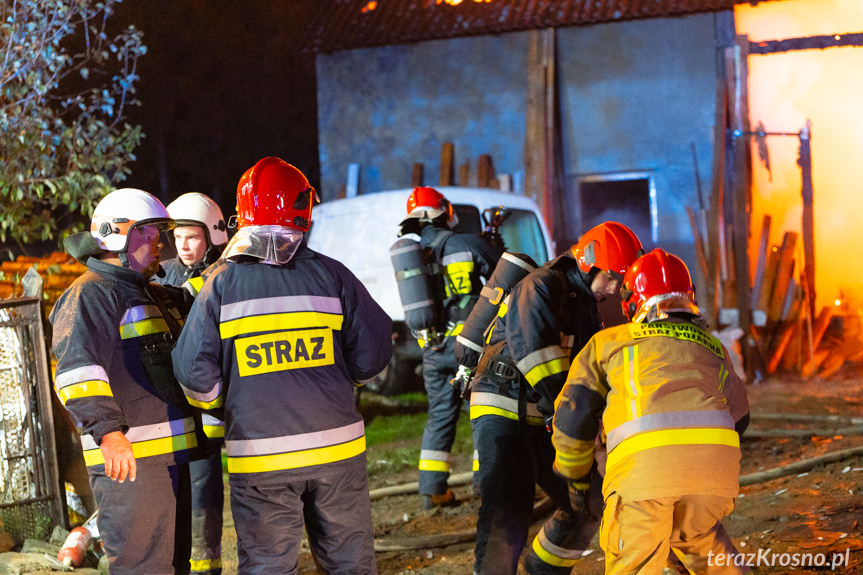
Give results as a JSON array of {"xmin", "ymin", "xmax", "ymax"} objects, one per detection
[
  {"xmin": 90, "ymin": 188, "xmax": 173, "ymax": 252},
  {"xmin": 166, "ymin": 192, "xmax": 228, "ymax": 246}
]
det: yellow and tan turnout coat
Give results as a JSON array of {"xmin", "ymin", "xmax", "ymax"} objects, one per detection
[{"xmin": 552, "ymin": 317, "xmax": 749, "ymax": 501}]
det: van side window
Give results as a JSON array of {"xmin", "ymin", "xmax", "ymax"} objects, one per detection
[
  {"xmin": 452, "ymin": 205, "xmax": 482, "ymax": 234},
  {"xmin": 499, "ymin": 209, "xmax": 548, "ymax": 264}
]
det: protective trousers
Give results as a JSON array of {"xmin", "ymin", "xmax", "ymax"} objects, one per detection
[
  {"xmin": 230, "ymin": 458, "xmax": 377, "ymax": 575},
  {"xmin": 90, "ymin": 461, "xmax": 191, "ymax": 575},
  {"xmin": 418, "ymin": 336, "xmax": 467, "ymax": 496},
  {"xmin": 600, "ymin": 493, "xmax": 750, "ymax": 575},
  {"xmin": 472, "ymin": 413, "xmax": 569, "ymax": 575},
  {"xmin": 522, "ymin": 469, "xmax": 603, "ymax": 575},
  {"xmin": 190, "ymin": 441, "xmax": 224, "ymax": 575}
]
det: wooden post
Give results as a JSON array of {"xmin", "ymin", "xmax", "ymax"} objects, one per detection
[
  {"xmin": 458, "ymin": 161, "xmax": 470, "ymax": 187},
  {"xmin": 798, "ymin": 120, "xmax": 816, "ymax": 323},
  {"xmin": 731, "ymin": 36, "xmax": 752, "ymax": 335},
  {"xmin": 477, "ymin": 154, "xmax": 494, "ymax": 188},
  {"xmin": 707, "ymin": 54, "xmax": 729, "ymax": 329},
  {"xmin": 768, "ymin": 232, "xmax": 798, "ymax": 323},
  {"xmin": 440, "ymin": 142, "xmax": 454, "ymax": 186},
  {"xmin": 412, "ymin": 163, "xmax": 424, "ymax": 187},
  {"xmin": 750, "ymin": 215, "xmax": 771, "ymax": 325},
  {"xmin": 524, "ymin": 28, "xmax": 562, "ymax": 246}
]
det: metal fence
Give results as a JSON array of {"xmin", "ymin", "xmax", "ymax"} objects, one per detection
[{"xmin": 0, "ymin": 298, "xmax": 62, "ymax": 543}]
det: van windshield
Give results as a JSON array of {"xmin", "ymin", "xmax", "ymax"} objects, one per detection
[{"xmin": 499, "ymin": 209, "xmax": 548, "ymax": 264}]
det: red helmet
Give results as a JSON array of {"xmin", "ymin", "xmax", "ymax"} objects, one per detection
[
  {"xmin": 405, "ymin": 186, "xmax": 453, "ymax": 223},
  {"xmin": 236, "ymin": 157, "xmax": 318, "ymax": 231},
  {"xmin": 621, "ymin": 248, "xmax": 700, "ymax": 322},
  {"xmin": 570, "ymin": 221, "xmax": 644, "ymax": 276}
]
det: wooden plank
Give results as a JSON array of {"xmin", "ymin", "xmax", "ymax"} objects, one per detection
[
  {"xmin": 686, "ymin": 205, "xmax": 710, "ymax": 288},
  {"xmin": 412, "ymin": 163, "xmax": 424, "ymax": 187},
  {"xmin": 767, "ymin": 321, "xmax": 797, "ymax": 374},
  {"xmin": 750, "ymin": 215, "xmax": 771, "ymax": 309},
  {"xmin": 810, "ymin": 305, "xmax": 833, "ymax": 352},
  {"xmin": 767, "ymin": 232, "xmax": 798, "ymax": 323},
  {"xmin": 477, "ymin": 154, "xmax": 494, "ymax": 188},
  {"xmin": 731, "ymin": 35, "xmax": 753, "ymax": 349},
  {"xmin": 439, "ymin": 142, "xmax": 454, "ymax": 186},
  {"xmin": 525, "ymin": 29, "xmax": 546, "ymax": 208},
  {"xmin": 756, "ymin": 245, "xmax": 780, "ymax": 313},
  {"xmin": 458, "ymin": 161, "xmax": 469, "ymax": 187},
  {"xmin": 707, "ymin": 58, "xmax": 729, "ymax": 328}
]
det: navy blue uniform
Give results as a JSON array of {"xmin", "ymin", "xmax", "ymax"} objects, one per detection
[
  {"xmin": 173, "ymin": 245, "xmax": 391, "ymax": 574},
  {"xmin": 416, "ymin": 225, "xmax": 501, "ymax": 498},
  {"xmin": 51, "ymin": 258, "xmax": 200, "ymax": 575},
  {"xmin": 469, "ymin": 254, "xmax": 603, "ymax": 575}
]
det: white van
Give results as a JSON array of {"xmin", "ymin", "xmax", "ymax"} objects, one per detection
[{"xmin": 307, "ymin": 187, "xmax": 555, "ymax": 393}]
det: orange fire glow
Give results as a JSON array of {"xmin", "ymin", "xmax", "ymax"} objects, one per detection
[
  {"xmin": 361, "ymin": 1, "xmax": 377, "ymax": 13},
  {"xmin": 735, "ymin": 0, "xmax": 863, "ymax": 314}
]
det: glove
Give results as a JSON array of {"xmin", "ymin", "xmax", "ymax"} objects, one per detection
[
  {"xmin": 567, "ymin": 478, "xmax": 590, "ymax": 516},
  {"xmin": 536, "ymin": 394, "xmax": 554, "ymax": 418}
]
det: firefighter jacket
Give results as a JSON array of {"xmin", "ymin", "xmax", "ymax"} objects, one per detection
[
  {"xmin": 471, "ymin": 254, "xmax": 601, "ymax": 423},
  {"xmin": 419, "ymin": 224, "xmax": 502, "ymax": 342},
  {"xmin": 50, "ymin": 258, "xmax": 202, "ymax": 468},
  {"xmin": 157, "ymin": 257, "xmax": 207, "ymax": 288},
  {"xmin": 552, "ymin": 317, "xmax": 750, "ymax": 501},
  {"xmin": 171, "ymin": 245, "xmax": 392, "ymax": 485}
]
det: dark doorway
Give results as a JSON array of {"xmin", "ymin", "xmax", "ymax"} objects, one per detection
[
  {"xmin": 577, "ymin": 175, "xmax": 655, "ymax": 249},
  {"xmin": 569, "ymin": 173, "xmax": 657, "ymax": 327}
]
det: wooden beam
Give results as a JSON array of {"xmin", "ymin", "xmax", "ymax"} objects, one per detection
[
  {"xmin": 799, "ymin": 121, "xmax": 816, "ymax": 323},
  {"xmin": 768, "ymin": 232, "xmax": 798, "ymax": 323},
  {"xmin": 440, "ymin": 142, "xmax": 454, "ymax": 186},
  {"xmin": 458, "ymin": 160, "xmax": 470, "ymax": 187},
  {"xmin": 412, "ymin": 163, "xmax": 424, "ymax": 187},
  {"xmin": 477, "ymin": 154, "xmax": 494, "ymax": 188}
]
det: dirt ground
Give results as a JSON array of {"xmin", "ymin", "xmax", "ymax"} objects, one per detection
[{"xmin": 218, "ymin": 368, "xmax": 863, "ymax": 575}]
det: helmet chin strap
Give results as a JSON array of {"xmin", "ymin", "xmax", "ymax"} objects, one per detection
[{"xmin": 118, "ymin": 250, "xmax": 130, "ymax": 268}]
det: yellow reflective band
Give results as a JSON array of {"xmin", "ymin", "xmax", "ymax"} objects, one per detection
[
  {"xmin": 203, "ymin": 425, "xmax": 225, "ymax": 438},
  {"xmin": 186, "ymin": 276, "xmax": 205, "ymax": 296},
  {"xmin": 623, "ymin": 345, "xmax": 642, "ymax": 420},
  {"xmin": 186, "ymin": 395, "xmax": 224, "ymax": 410},
  {"xmin": 469, "ymin": 405, "xmax": 544, "ymax": 426},
  {"xmin": 555, "ymin": 444, "xmax": 595, "ymax": 470},
  {"xmin": 524, "ymin": 357, "xmax": 568, "ymax": 387},
  {"xmin": 83, "ymin": 431, "xmax": 198, "ymax": 466},
  {"xmin": 120, "ymin": 317, "xmax": 170, "ymax": 339},
  {"xmin": 606, "ymin": 427, "xmax": 740, "ymax": 471},
  {"xmin": 190, "ymin": 558, "xmax": 221, "ymax": 572},
  {"xmin": 219, "ymin": 311, "xmax": 343, "ymax": 339},
  {"xmin": 446, "ymin": 323, "xmax": 464, "ymax": 336},
  {"xmin": 473, "ymin": 458, "xmax": 480, "ymax": 472},
  {"xmin": 57, "ymin": 380, "xmax": 112, "ymax": 404},
  {"xmin": 235, "ymin": 327, "xmax": 335, "ymax": 377},
  {"xmin": 629, "ymin": 322, "xmax": 724, "ymax": 358},
  {"xmin": 417, "ymin": 337, "xmax": 426, "ymax": 348},
  {"xmin": 419, "ymin": 459, "xmax": 451, "ymax": 473},
  {"xmin": 445, "ymin": 261, "xmax": 474, "ymax": 296},
  {"xmin": 227, "ymin": 436, "xmax": 365, "ymax": 474},
  {"xmin": 531, "ymin": 536, "xmax": 579, "ymax": 567}
]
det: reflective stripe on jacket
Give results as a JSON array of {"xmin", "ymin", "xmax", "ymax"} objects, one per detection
[
  {"xmin": 552, "ymin": 318, "xmax": 750, "ymax": 500},
  {"xmin": 172, "ymin": 246, "xmax": 392, "ymax": 484},
  {"xmin": 50, "ymin": 258, "xmax": 200, "ymax": 466}
]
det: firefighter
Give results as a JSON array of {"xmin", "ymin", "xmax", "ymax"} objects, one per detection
[
  {"xmin": 552, "ymin": 248, "xmax": 750, "ymax": 575},
  {"xmin": 159, "ymin": 192, "xmax": 229, "ymax": 288},
  {"xmin": 155, "ymin": 192, "xmax": 229, "ymax": 575},
  {"xmin": 50, "ymin": 188, "xmax": 202, "ymax": 574},
  {"xmin": 172, "ymin": 157, "xmax": 391, "ymax": 574},
  {"xmin": 469, "ymin": 221, "xmax": 644, "ymax": 575},
  {"xmin": 397, "ymin": 186, "xmax": 503, "ymax": 509}
]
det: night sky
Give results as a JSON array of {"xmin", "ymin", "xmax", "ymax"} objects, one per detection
[{"xmin": 111, "ymin": 0, "xmax": 320, "ymax": 218}]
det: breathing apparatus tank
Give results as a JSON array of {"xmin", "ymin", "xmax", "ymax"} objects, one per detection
[
  {"xmin": 390, "ymin": 238, "xmax": 443, "ymax": 341},
  {"xmin": 452, "ymin": 251, "xmax": 538, "ymax": 394}
]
